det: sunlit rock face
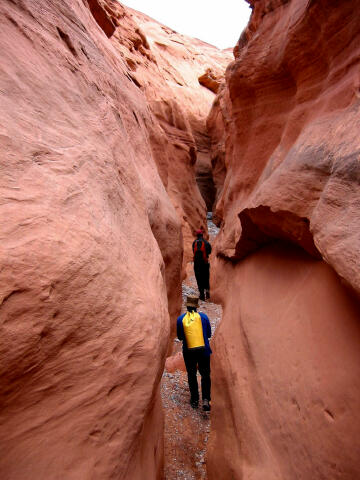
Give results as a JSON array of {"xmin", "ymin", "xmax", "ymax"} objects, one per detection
[
  {"xmin": 0, "ymin": 0, "xmax": 183, "ymax": 478},
  {"xmin": 207, "ymin": 0, "xmax": 360, "ymax": 478}
]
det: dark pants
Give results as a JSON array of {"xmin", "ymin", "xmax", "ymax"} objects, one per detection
[
  {"xmin": 183, "ymin": 348, "xmax": 211, "ymax": 401},
  {"xmin": 194, "ymin": 261, "xmax": 210, "ymax": 298}
]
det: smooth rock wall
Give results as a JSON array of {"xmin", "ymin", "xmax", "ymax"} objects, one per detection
[
  {"xmin": 208, "ymin": 244, "xmax": 360, "ymax": 480},
  {"xmin": 0, "ymin": 0, "xmax": 182, "ymax": 478}
]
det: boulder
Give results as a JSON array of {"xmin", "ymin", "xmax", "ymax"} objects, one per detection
[{"xmin": 198, "ymin": 68, "xmax": 222, "ymax": 94}]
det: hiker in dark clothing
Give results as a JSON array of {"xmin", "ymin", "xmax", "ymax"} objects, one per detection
[
  {"xmin": 177, "ymin": 295, "xmax": 212, "ymax": 411},
  {"xmin": 192, "ymin": 229, "xmax": 212, "ymax": 301}
]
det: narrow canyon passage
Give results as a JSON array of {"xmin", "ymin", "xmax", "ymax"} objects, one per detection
[
  {"xmin": 2, "ymin": 1, "xmax": 360, "ymax": 479},
  {"xmin": 161, "ymin": 217, "xmax": 221, "ymax": 480},
  {"xmin": 0, "ymin": 0, "xmax": 229, "ymax": 477}
]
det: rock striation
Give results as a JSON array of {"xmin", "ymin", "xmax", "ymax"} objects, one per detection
[
  {"xmin": 107, "ymin": 5, "xmax": 232, "ymax": 266},
  {"xmin": 207, "ymin": 0, "xmax": 360, "ymax": 478},
  {"xmin": 0, "ymin": 1, "xmax": 182, "ymax": 478},
  {"xmin": 0, "ymin": 0, "xmax": 230, "ymax": 478}
]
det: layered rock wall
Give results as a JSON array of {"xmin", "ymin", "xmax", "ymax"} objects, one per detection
[
  {"xmin": 211, "ymin": 0, "xmax": 360, "ymax": 274},
  {"xmin": 0, "ymin": 0, "xmax": 182, "ymax": 478},
  {"xmin": 207, "ymin": 0, "xmax": 360, "ymax": 478},
  {"xmin": 107, "ymin": 5, "xmax": 232, "ymax": 265}
]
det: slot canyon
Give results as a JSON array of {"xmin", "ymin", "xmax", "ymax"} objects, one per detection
[{"xmin": 0, "ymin": 0, "xmax": 360, "ymax": 479}]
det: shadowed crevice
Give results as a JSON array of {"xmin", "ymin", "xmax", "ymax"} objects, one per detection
[
  {"xmin": 85, "ymin": 0, "xmax": 116, "ymax": 38},
  {"xmin": 218, "ymin": 205, "xmax": 322, "ymax": 263}
]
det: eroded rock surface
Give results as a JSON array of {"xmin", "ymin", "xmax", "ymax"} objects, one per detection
[
  {"xmin": 0, "ymin": 0, "xmax": 207, "ymax": 478},
  {"xmin": 207, "ymin": 0, "xmax": 360, "ymax": 478},
  {"xmin": 0, "ymin": 0, "xmax": 233, "ymax": 477},
  {"xmin": 210, "ymin": 0, "xmax": 360, "ymax": 282},
  {"xmin": 209, "ymin": 244, "xmax": 360, "ymax": 480},
  {"xmin": 0, "ymin": 2, "xmax": 179, "ymax": 479},
  {"xmin": 108, "ymin": 5, "xmax": 232, "ymax": 266}
]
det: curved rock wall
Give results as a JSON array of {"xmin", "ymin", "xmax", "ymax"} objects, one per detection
[
  {"xmin": 210, "ymin": 0, "xmax": 360, "ymax": 275},
  {"xmin": 0, "ymin": 0, "xmax": 234, "ymax": 477},
  {"xmin": 208, "ymin": 244, "xmax": 360, "ymax": 480},
  {"xmin": 207, "ymin": 0, "xmax": 360, "ymax": 478},
  {"xmin": 0, "ymin": 0, "xmax": 182, "ymax": 478},
  {"xmin": 108, "ymin": 4, "xmax": 232, "ymax": 266}
]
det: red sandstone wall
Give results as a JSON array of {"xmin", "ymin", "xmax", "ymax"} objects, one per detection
[
  {"xmin": 108, "ymin": 4, "xmax": 232, "ymax": 266},
  {"xmin": 208, "ymin": 244, "xmax": 360, "ymax": 479},
  {"xmin": 0, "ymin": 0, "xmax": 233, "ymax": 476},
  {"xmin": 210, "ymin": 0, "xmax": 360, "ymax": 275},
  {"xmin": 0, "ymin": 1, "xmax": 183, "ymax": 478},
  {"xmin": 207, "ymin": 0, "xmax": 360, "ymax": 478}
]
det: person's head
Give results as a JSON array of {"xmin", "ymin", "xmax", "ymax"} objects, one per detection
[
  {"xmin": 196, "ymin": 229, "xmax": 204, "ymax": 238},
  {"xmin": 186, "ymin": 295, "xmax": 199, "ymax": 312}
]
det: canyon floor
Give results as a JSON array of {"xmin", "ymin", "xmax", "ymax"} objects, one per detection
[{"xmin": 161, "ymin": 219, "xmax": 221, "ymax": 479}]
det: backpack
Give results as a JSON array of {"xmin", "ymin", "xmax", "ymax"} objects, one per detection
[
  {"xmin": 182, "ymin": 311, "xmax": 205, "ymax": 349},
  {"xmin": 193, "ymin": 239, "xmax": 208, "ymax": 263}
]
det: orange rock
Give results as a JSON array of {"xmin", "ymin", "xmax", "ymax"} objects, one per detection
[
  {"xmin": 109, "ymin": 5, "xmax": 232, "ymax": 270},
  {"xmin": 208, "ymin": 244, "xmax": 360, "ymax": 479},
  {"xmin": 0, "ymin": 0, "xmax": 233, "ymax": 477},
  {"xmin": 165, "ymin": 352, "xmax": 186, "ymax": 373},
  {"xmin": 198, "ymin": 68, "xmax": 222, "ymax": 94},
  {"xmin": 207, "ymin": 0, "xmax": 360, "ymax": 477},
  {"xmin": 210, "ymin": 0, "xmax": 360, "ymax": 279},
  {"xmin": 85, "ymin": 0, "xmax": 117, "ymax": 37},
  {"xmin": 0, "ymin": 1, "xmax": 183, "ymax": 478}
]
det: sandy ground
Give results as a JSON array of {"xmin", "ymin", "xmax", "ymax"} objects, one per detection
[{"xmin": 161, "ymin": 219, "xmax": 222, "ymax": 479}]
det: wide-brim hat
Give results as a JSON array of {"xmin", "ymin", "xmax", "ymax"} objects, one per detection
[{"xmin": 186, "ymin": 295, "xmax": 199, "ymax": 307}]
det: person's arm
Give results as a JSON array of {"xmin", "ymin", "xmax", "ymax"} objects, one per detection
[
  {"xmin": 206, "ymin": 241, "xmax": 212, "ymax": 256},
  {"xmin": 177, "ymin": 316, "xmax": 184, "ymax": 340},
  {"xmin": 202, "ymin": 314, "xmax": 211, "ymax": 338}
]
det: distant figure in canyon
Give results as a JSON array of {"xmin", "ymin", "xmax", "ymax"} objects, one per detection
[
  {"xmin": 192, "ymin": 229, "xmax": 212, "ymax": 301},
  {"xmin": 177, "ymin": 295, "xmax": 212, "ymax": 411}
]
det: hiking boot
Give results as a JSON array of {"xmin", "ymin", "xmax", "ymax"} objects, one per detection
[
  {"xmin": 202, "ymin": 399, "xmax": 211, "ymax": 411},
  {"xmin": 199, "ymin": 292, "xmax": 205, "ymax": 301},
  {"xmin": 205, "ymin": 290, "xmax": 210, "ymax": 300},
  {"xmin": 190, "ymin": 399, "xmax": 199, "ymax": 409}
]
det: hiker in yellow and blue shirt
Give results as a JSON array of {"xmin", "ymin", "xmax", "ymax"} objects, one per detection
[{"xmin": 177, "ymin": 295, "xmax": 212, "ymax": 411}]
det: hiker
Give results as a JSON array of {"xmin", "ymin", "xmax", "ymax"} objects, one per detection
[
  {"xmin": 177, "ymin": 295, "xmax": 212, "ymax": 411},
  {"xmin": 192, "ymin": 229, "xmax": 212, "ymax": 301}
]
